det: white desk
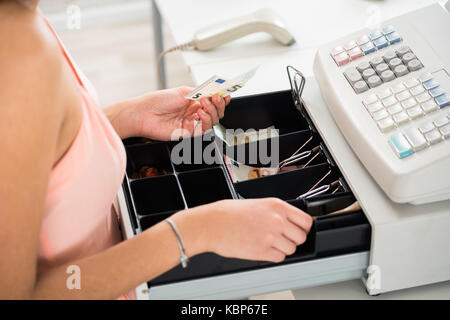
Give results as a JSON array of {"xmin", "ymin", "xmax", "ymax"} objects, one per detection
[
  {"xmin": 154, "ymin": 0, "xmax": 446, "ymax": 88},
  {"xmin": 153, "ymin": 0, "xmax": 450, "ymax": 299}
]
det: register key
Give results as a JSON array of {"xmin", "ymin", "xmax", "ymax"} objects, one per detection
[{"xmin": 389, "ymin": 133, "xmax": 414, "ymax": 158}]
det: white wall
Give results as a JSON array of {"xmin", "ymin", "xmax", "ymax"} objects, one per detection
[{"xmin": 40, "ymin": 0, "xmax": 151, "ymax": 32}]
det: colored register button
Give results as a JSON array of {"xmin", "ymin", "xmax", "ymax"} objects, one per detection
[
  {"xmin": 423, "ymin": 79, "xmax": 440, "ymax": 90},
  {"xmin": 361, "ymin": 42, "xmax": 376, "ymax": 55},
  {"xmin": 369, "ymin": 30, "xmax": 383, "ymax": 41},
  {"xmin": 373, "ymin": 37, "xmax": 388, "ymax": 49},
  {"xmin": 389, "ymin": 133, "xmax": 413, "ymax": 159},
  {"xmin": 343, "ymin": 40, "xmax": 357, "ymax": 51},
  {"xmin": 356, "ymin": 35, "xmax": 370, "ymax": 46},
  {"xmin": 386, "ymin": 32, "xmax": 402, "ymax": 44},
  {"xmin": 348, "ymin": 47, "xmax": 363, "ymax": 60},
  {"xmin": 382, "ymin": 25, "xmax": 396, "ymax": 35},
  {"xmin": 436, "ymin": 93, "xmax": 450, "ymax": 108},
  {"xmin": 429, "ymin": 86, "xmax": 445, "ymax": 98},
  {"xmin": 333, "ymin": 52, "xmax": 350, "ymax": 66},
  {"xmin": 331, "ymin": 46, "xmax": 345, "ymax": 56}
]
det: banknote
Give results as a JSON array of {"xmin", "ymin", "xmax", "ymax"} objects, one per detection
[
  {"xmin": 224, "ymin": 155, "xmax": 279, "ymax": 183},
  {"xmin": 184, "ymin": 67, "xmax": 258, "ymax": 101},
  {"xmin": 213, "ymin": 124, "xmax": 278, "ymax": 146},
  {"xmin": 223, "ymin": 155, "xmax": 302, "ymax": 183}
]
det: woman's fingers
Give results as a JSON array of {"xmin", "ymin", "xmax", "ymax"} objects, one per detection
[
  {"xmin": 286, "ymin": 211, "xmax": 313, "ymax": 234},
  {"xmin": 268, "ymin": 199, "xmax": 311, "ymax": 247},
  {"xmin": 197, "ymin": 108, "xmax": 213, "ymax": 133},
  {"xmin": 284, "ymin": 203, "xmax": 313, "ymax": 233},
  {"xmin": 264, "ymin": 248, "xmax": 286, "ymax": 263},
  {"xmin": 185, "ymin": 100, "xmax": 202, "ymax": 117},
  {"xmin": 272, "ymin": 235, "xmax": 297, "ymax": 256},
  {"xmin": 197, "ymin": 94, "xmax": 230, "ymax": 126},
  {"xmin": 212, "ymin": 94, "xmax": 226, "ymax": 118},
  {"xmin": 224, "ymin": 95, "xmax": 231, "ymax": 106},
  {"xmin": 268, "ymin": 198, "xmax": 313, "ymax": 233},
  {"xmin": 200, "ymin": 98, "xmax": 219, "ymax": 124},
  {"xmin": 183, "ymin": 113, "xmax": 203, "ymax": 137},
  {"xmin": 283, "ymin": 220, "xmax": 308, "ymax": 245}
]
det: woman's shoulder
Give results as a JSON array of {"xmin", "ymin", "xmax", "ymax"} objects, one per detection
[
  {"xmin": 0, "ymin": 3, "xmax": 69, "ymax": 116},
  {"xmin": 0, "ymin": 4, "xmax": 72, "ymax": 148},
  {"xmin": 0, "ymin": 3, "xmax": 85, "ymax": 166},
  {"xmin": 0, "ymin": 4, "xmax": 63, "ymax": 78}
]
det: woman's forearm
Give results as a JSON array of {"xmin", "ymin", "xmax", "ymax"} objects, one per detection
[
  {"xmin": 103, "ymin": 97, "xmax": 141, "ymax": 139},
  {"xmin": 32, "ymin": 210, "xmax": 207, "ymax": 299}
]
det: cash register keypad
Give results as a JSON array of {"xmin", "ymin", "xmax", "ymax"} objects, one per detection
[
  {"xmin": 389, "ymin": 114, "xmax": 450, "ymax": 159},
  {"xmin": 343, "ymin": 46, "xmax": 423, "ymax": 94},
  {"xmin": 330, "ymin": 25, "xmax": 427, "ymax": 94},
  {"xmin": 331, "ymin": 25, "xmax": 449, "ymax": 159},
  {"xmin": 361, "ymin": 71, "xmax": 450, "ymax": 158},
  {"xmin": 363, "ymin": 72, "xmax": 450, "ymax": 133}
]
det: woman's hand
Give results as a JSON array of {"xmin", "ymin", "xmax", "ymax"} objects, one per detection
[
  {"xmin": 106, "ymin": 86, "xmax": 231, "ymax": 141},
  {"xmin": 171, "ymin": 198, "xmax": 314, "ymax": 263},
  {"xmin": 105, "ymin": 87, "xmax": 231, "ymax": 140}
]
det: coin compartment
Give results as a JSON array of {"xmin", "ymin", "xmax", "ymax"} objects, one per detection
[
  {"xmin": 129, "ymin": 175, "xmax": 185, "ymax": 216},
  {"xmin": 178, "ymin": 168, "xmax": 233, "ymax": 207},
  {"xmin": 126, "ymin": 143, "xmax": 174, "ymax": 180}
]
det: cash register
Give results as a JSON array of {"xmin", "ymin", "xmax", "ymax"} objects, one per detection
[
  {"xmin": 314, "ymin": 3, "xmax": 450, "ymax": 205},
  {"xmin": 116, "ymin": 3, "xmax": 450, "ymax": 298}
]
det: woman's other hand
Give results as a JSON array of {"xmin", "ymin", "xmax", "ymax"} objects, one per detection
[{"xmin": 170, "ymin": 198, "xmax": 314, "ymax": 263}]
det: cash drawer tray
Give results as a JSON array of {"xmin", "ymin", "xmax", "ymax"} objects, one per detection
[{"xmin": 117, "ymin": 68, "xmax": 371, "ymax": 299}]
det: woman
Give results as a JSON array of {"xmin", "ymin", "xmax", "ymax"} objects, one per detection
[{"xmin": 0, "ymin": 0, "xmax": 313, "ymax": 299}]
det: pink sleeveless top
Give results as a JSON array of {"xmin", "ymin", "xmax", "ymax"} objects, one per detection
[{"xmin": 37, "ymin": 15, "xmax": 132, "ymax": 298}]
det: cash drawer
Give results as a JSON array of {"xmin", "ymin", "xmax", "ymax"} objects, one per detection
[{"xmin": 117, "ymin": 83, "xmax": 372, "ymax": 299}]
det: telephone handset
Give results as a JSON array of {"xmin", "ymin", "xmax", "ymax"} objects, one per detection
[
  {"xmin": 157, "ymin": 8, "xmax": 295, "ymax": 87},
  {"xmin": 192, "ymin": 8, "xmax": 296, "ymax": 51}
]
